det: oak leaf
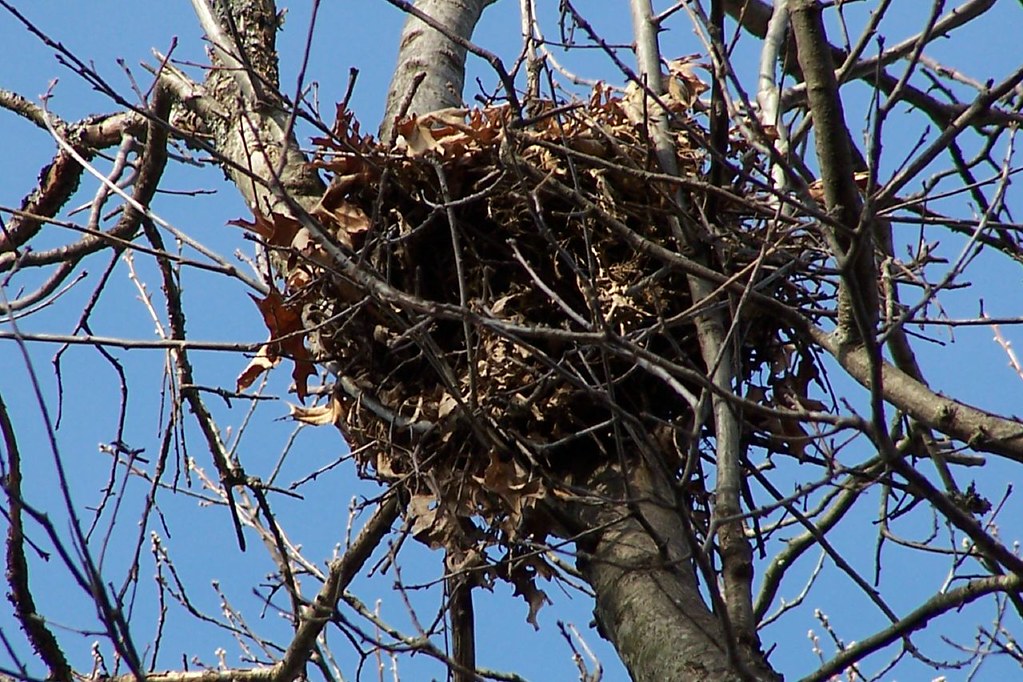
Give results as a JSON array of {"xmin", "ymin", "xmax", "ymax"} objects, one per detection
[
  {"xmin": 235, "ymin": 290, "xmax": 316, "ymax": 401},
  {"xmin": 288, "ymin": 396, "xmax": 344, "ymax": 426}
]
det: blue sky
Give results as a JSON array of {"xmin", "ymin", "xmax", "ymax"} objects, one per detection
[{"xmin": 1, "ymin": 2, "xmax": 1022, "ymax": 681}]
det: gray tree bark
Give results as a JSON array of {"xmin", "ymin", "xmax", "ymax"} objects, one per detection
[
  {"xmin": 178, "ymin": 0, "xmax": 324, "ymax": 219},
  {"xmin": 378, "ymin": 0, "xmax": 496, "ymax": 141},
  {"xmin": 565, "ymin": 462, "xmax": 780, "ymax": 682}
]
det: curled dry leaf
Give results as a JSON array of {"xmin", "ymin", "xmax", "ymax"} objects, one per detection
[
  {"xmin": 229, "ymin": 210, "xmax": 303, "ymax": 251},
  {"xmin": 288, "ymin": 395, "xmax": 344, "ymax": 426},
  {"xmin": 407, "ymin": 493, "xmax": 439, "ymax": 541},
  {"xmin": 437, "ymin": 392, "xmax": 459, "ymax": 419},
  {"xmin": 396, "ymin": 116, "xmax": 443, "ymax": 156},
  {"xmin": 235, "ymin": 289, "xmax": 316, "ymax": 400},
  {"xmin": 477, "ymin": 452, "xmax": 545, "ymax": 539},
  {"xmin": 407, "ymin": 493, "xmax": 466, "ymax": 551},
  {"xmin": 505, "ymin": 556, "xmax": 551, "ymax": 629},
  {"xmin": 235, "ymin": 344, "xmax": 278, "ymax": 394},
  {"xmin": 666, "ymin": 55, "xmax": 709, "ymax": 109},
  {"xmin": 393, "ymin": 108, "xmax": 506, "ymax": 159},
  {"xmin": 522, "ymin": 583, "xmax": 549, "ymax": 628},
  {"xmin": 313, "ymin": 181, "xmax": 373, "ymax": 249}
]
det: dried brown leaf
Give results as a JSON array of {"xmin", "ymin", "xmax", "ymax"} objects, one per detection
[
  {"xmin": 512, "ymin": 574, "xmax": 549, "ymax": 629},
  {"xmin": 251, "ymin": 290, "xmax": 316, "ymax": 401},
  {"xmin": 288, "ymin": 395, "xmax": 344, "ymax": 426},
  {"xmin": 437, "ymin": 392, "xmax": 459, "ymax": 419},
  {"xmin": 236, "ymin": 343, "xmax": 278, "ymax": 393},
  {"xmin": 230, "ymin": 211, "xmax": 303, "ymax": 250},
  {"xmin": 666, "ymin": 56, "xmax": 709, "ymax": 108},
  {"xmin": 396, "ymin": 117, "xmax": 442, "ymax": 156},
  {"xmin": 407, "ymin": 493, "xmax": 438, "ymax": 539}
]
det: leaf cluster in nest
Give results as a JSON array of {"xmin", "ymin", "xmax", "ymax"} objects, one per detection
[{"xmin": 234, "ymin": 82, "xmax": 818, "ymax": 619}]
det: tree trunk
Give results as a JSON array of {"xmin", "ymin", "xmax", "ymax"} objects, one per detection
[
  {"xmin": 562, "ymin": 461, "xmax": 780, "ymax": 682},
  {"xmin": 379, "ymin": 0, "xmax": 495, "ymax": 141}
]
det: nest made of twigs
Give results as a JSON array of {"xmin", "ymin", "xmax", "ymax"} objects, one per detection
[{"xmin": 235, "ymin": 84, "xmax": 823, "ymax": 615}]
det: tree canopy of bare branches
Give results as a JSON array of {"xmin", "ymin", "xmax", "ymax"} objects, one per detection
[{"xmin": 1, "ymin": 1, "xmax": 1022, "ymax": 681}]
